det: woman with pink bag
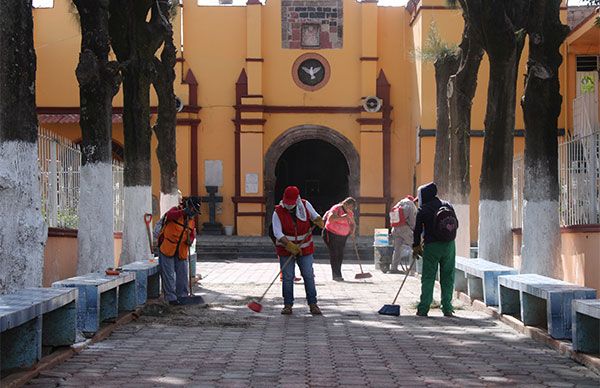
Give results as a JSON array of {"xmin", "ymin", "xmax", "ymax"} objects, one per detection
[{"xmin": 322, "ymin": 197, "xmax": 357, "ymax": 281}]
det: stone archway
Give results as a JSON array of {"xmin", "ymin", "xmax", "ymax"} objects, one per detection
[{"xmin": 264, "ymin": 125, "xmax": 360, "ymax": 233}]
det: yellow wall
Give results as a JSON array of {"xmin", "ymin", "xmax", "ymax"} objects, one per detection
[
  {"xmin": 513, "ymin": 230, "xmax": 600, "ymax": 292},
  {"xmin": 33, "ymin": 0, "xmax": 575, "ymax": 242}
]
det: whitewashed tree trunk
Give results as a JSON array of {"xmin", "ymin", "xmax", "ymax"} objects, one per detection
[
  {"xmin": 478, "ymin": 200, "xmax": 513, "ymax": 265},
  {"xmin": 520, "ymin": 0, "xmax": 568, "ymax": 278},
  {"xmin": 120, "ymin": 185, "xmax": 152, "ymax": 264},
  {"xmin": 77, "ymin": 163, "xmax": 114, "ymax": 274},
  {"xmin": 453, "ymin": 203, "xmax": 470, "ymax": 257},
  {"xmin": 0, "ymin": 0, "xmax": 47, "ymax": 293},
  {"xmin": 0, "ymin": 143, "xmax": 48, "ymax": 293},
  {"xmin": 73, "ymin": 0, "xmax": 120, "ymax": 275}
]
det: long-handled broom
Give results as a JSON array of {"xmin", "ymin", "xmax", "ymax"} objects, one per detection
[
  {"xmin": 247, "ymin": 255, "xmax": 296, "ymax": 313},
  {"xmin": 248, "ymin": 226, "xmax": 316, "ymax": 313},
  {"xmin": 352, "ymin": 236, "xmax": 372, "ymax": 279},
  {"xmin": 378, "ymin": 253, "xmax": 419, "ymax": 316}
]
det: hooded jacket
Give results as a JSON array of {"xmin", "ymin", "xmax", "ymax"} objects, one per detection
[{"xmin": 413, "ymin": 182, "xmax": 454, "ymax": 247}]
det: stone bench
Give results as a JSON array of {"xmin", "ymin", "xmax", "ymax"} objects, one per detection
[
  {"xmin": 121, "ymin": 259, "xmax": 160, "ymax": 306},
  {"xmin": 455, "ymin": 257, "xmax": 518, "ymax": 306},
  {"xmin": 52, "ymin": 272, "xmax": 136, "ymax": 337},
  {"xmin": 0, "ymin": 288, "xmax": 78, "ymax": 372},
  {"xmin": 498, "ymin": 274, "xmax": 596, "ymax": 339},
  {"xmin": 572, "ymin": 299, "xmax": 600, "ymax": 354}
]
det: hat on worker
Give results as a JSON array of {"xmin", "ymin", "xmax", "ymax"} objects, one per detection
[{"xmin": 282, "ymin": 186, "xmax": 300, "ymax": 206}]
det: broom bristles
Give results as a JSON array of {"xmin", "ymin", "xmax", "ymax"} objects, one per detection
[{"xmin": 247, "ymin": 301, "xmax": 262, "ymax": 313}]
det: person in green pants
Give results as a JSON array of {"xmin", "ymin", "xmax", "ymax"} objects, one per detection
[{"xmin": 412, "ymin": 182, "xmax": 459, "ymax": 317}]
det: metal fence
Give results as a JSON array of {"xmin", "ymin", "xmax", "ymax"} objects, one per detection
[
  {"xmin": 38, "ymin": 127, "xmax": 125, "ymax": 231},
  {"xmin": 513, "ymin": 129, "xmax": 600, "ymax": 228},
  {"xmin": 558, "ymin": 130, "xmax": 600, "ymax": 226}
]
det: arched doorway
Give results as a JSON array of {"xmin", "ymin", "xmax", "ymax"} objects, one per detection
[
  {"xmin": 264, "ymin": 125, "xmax": 360, "ymax": 234},
  {"xmin": 275, "ymin": 139, "xmax": 348, "ymax": 217}
]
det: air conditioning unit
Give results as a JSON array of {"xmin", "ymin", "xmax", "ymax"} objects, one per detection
[{"xmin": 362, "ymin": 96, "xmax": 383, "ymax": 113}]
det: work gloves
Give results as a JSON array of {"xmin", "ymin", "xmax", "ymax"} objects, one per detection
[
  {"xmin": 412, "ymin": 244, "xmax": 423, "ymax": 257},
  {"xmin": 313, "ymin": 216, "xmax": 325, "ymax": 229},
  {"xmin": 285, "ymin": 241, "xmax": 302, "ymax": 256}
]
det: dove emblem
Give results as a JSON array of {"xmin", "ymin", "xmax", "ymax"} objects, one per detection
[{"xmin": 301, "ymin": 66, "xmax": 322, "ymax": 80}]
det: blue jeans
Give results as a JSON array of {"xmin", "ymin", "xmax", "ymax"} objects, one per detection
[
  {"xmin": 280, "ymin": 254, "xmax": 318, "ymax": 306},
  {"xmin": 159, "ymin": 252, "xmax": 189, "ymax": 302}
]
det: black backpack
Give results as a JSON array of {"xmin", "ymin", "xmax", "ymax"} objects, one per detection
[{"xmin": 433, "ymin": 205, "xmax": 458, "ymax": 242}]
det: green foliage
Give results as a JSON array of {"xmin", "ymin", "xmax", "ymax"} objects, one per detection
[
  {"xmin": 412, "ymin": 21, "xmax": 459, "ymax": 63},
  {"xmin": 57, "ymin": 209, "xmax": 79, "ymax": 229}
]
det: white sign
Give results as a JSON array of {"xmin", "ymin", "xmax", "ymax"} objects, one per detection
[
  {"xmin": 204, "ymin": 160, "xmax": 223, "ymax": 187},
  {"xmin": 245, "ymin": 173, "xmax": 259, "ymax": 194}
]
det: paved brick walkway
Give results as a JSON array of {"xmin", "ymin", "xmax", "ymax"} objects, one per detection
[{"xmin": 28, "ymin": 259, "xmax": 599, "ymax": 387}]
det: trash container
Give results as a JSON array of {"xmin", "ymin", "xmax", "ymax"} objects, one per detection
[{"xmin": 373, "ymin": 228, "xmax": 393, "ymax": 273}]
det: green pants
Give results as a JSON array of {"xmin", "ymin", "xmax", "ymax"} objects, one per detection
[{"xmin": 417, "ymin": 241, "xmax": 456, "ymax": 314}]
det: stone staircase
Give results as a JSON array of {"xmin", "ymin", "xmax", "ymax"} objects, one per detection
[{"xmin": 196, "ymin": 235, "xmax": 375, "ymax": 262}]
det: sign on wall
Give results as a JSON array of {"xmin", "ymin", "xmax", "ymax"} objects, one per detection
[
  {"xmin": 205, "ymin": 160, "xmax": 223, "ymax": 187},
  {"xmin": 245, "ymin": 173, "xmax": 259, "ymax": 194}
]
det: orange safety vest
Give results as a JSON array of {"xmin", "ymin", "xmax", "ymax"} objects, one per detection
[{"xmin": 159, "ymin": 214, "xmax": 195, "ymax": 260}]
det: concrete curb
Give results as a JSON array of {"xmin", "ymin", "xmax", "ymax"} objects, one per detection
[
  {"xmin": 456, "ymin": 291, "xmax": 600, "ymax": 375},
  {"xmin": 1, "ymin": 307, "xmax": 142, "ymax": 388}
]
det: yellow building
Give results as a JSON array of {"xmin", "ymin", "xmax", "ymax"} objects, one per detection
[{"xmin": 33, "ymin": 0, "xmax": 594, "ymax": 245}]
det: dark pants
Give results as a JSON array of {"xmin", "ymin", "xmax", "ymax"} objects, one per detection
[{"xmin": 324, "ymin": 230, "xmax": 348, "ymax": 279}]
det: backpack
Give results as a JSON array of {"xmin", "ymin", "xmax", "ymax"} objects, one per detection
[
  {"xmin": 389, "ymin": 205, "xmax": 407, "ymax": 227},
  {"xmin": 433, "ymin": 205, "xmax": 459, "ymax": 242}
]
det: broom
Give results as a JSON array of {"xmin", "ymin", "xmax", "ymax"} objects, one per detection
[
  {"xmin": 248, "ymin": 225, "xmax": 316, "ymax": 313},
  {"xmin": 352, "ymin": 235, "xmax": 372, "ymax": 279},
  {"xmin": 378, "ymin": 253, "xmax": 419, "ymax": 316}
]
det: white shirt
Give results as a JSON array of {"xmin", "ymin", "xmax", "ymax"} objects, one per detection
[{"xmin": 272, "ymin": 200, "xmax": 319, "ymax": 240}]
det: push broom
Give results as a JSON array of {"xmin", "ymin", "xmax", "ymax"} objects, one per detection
[
  {"xmin": 248, "ymin": 226, "xmax": 315, "ymax": 313},
  {"xmin": 378, "ymin": 253, "xmax": 419, "ymax": 316},
  {"xmin": 352, "ymin": 236, "xmax": 372, "ymax": 279}
]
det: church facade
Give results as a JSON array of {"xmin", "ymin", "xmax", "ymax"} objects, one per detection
[{"xmin": 33, "ymin": 0, "xmax": 585, "ymax": 245}]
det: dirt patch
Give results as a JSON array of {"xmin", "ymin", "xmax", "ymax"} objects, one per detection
[{"xmin": 139, "ymin": 301, "xmax": 255, "ymax": 328}]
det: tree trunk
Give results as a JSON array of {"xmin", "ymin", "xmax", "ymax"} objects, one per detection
[
  {"xmin": 109, "ymin": 0, "xmax": 170, "ymax": 263},
  {"xmin": 109, "ymin": 0, "xmax": 163, "ymax": 264},
  {"xmin": 447, "ymin": 23, "xmax": 483, "ymax": 258},
  {"xmin": 0, "ymin": 0, "xmax": 47, "ymax": 293},
  {"xmin": 151, "ymin": 6, "xmax": 179, "ymax": 216},
  {"xmin": 474, "ymin": 0, "xmax": 528, "ymax": 266},
  {"xmin": 73, "ymin": 0, "xmax": 121, "ymax": 275},
  {"xmin": 521, "ymin": 0, "xmax": 569, "ymax": 277},
  {"xmin": 433, "ymin": 53, "xmax": 460, "ymax": 198}
]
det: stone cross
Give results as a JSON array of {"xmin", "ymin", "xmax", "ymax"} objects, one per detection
[{"xmin": 201, "ymin": 186, "xmax": 223, "ymax": 235}]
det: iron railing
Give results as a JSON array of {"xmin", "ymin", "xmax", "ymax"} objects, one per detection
[
  {"xmin": 513, "ymin": 130, "xmax": 600, "ymax": 228},
  {"xmin": 38, "ymin": 127, "xmax": 125, "ymax": 231}
]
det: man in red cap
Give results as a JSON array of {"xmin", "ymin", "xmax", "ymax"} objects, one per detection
[
  {"xmin": 389, "ymin": 195, "xmax": 418, "ymax": 274},
  {"xmin": 272, "ymin": 185, "xmax": 325, "ymax": 315}
]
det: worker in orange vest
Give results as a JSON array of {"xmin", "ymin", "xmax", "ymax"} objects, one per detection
[{"xmin": 157, "ymin": 196, "xmax": 201, "ymax": 305}]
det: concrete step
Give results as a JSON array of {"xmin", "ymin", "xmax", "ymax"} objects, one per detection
[{"xmin": 196, "ymin": 234, "xmax": 376, "ymax": 262}]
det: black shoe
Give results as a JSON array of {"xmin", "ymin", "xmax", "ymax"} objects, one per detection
[
  {"xmin": 443, "ymin": 311, "xmax": 454, "ymax": 317},
  {"xmin": 333, "ymin": 277, "xmax": 344, "ymax": 282},
  {"xmin": 416, "ymin": 311, "xmax": 428, "ymax": 317},
  {"xmin": 169, "ymin": 300, "xmax": 182, "ymax": 306},
  {"xmin": 388, "ymin": 269, "xmax": 402, "ymax": 274}
]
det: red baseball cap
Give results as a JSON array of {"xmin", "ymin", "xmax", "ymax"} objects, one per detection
[
  {"xmin": 282, "ymin": 186, "xmax": 300, "ymax": 205},
  {"xmin": 405, "ymin": 195, "xmax": 416, "ymax": 202}
]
